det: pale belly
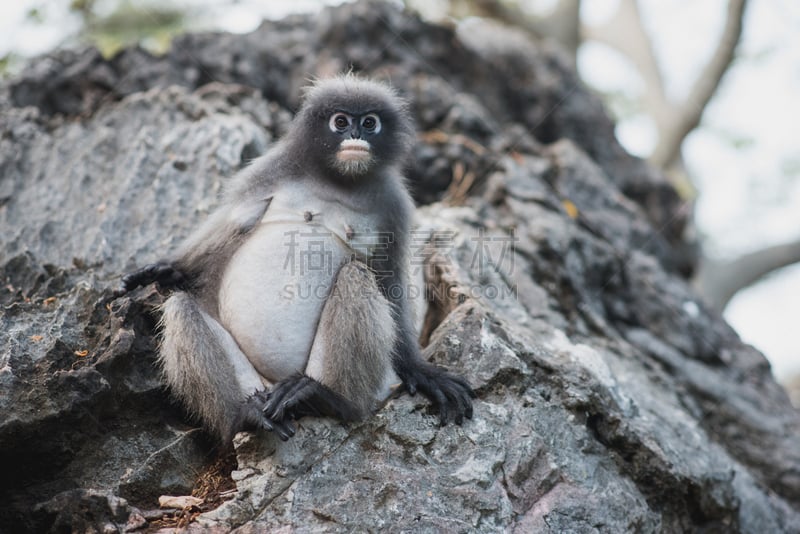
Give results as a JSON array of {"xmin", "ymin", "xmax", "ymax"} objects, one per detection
[{"xmin": 218, "ymin": 221, "xmax": 351, "ymax": 382}]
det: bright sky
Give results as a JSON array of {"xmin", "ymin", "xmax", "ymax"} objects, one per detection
[
  {"xmin": 1, "ymin": 0, "xmax": 797, "ymax": 379},
  {"xmin": 579, "ymin": 0, "xmax": 800, "ymax": 379}
]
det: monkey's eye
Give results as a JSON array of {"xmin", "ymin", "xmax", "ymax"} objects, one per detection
[
  {"xmin": 360, "ymin": 114, "xmax": 381, "ymax": 134},
  {"xmin": 329, "ymin": 113, "xmax": 352, "ymax": 133}
]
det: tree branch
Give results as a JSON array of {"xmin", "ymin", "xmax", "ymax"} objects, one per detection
[
  {"xmin": 584, "ymin": 0, "xmax": 748, "ymax": 171},
  {"xmin": 546, "ymin": 0, "xmax": 582, "ymax": 55},
  {"xmin": 696, "ymin": 237, "xmax": 800, "ymax": 311},
  {"xmin": 452, "ymin": 0, "xmax": 582, "ymax": 59},
  {"xmin": 582, "ymin": 0, "xmax": 671, "ymax": 128},
  {"xmin": 649, "ymin": 0, "xmax": 749, "ymax": 168}
]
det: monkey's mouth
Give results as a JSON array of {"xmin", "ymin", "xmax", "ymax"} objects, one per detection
[{"xmin": 338, "ymin": 139, "xmax": 371, "ymax": 161}]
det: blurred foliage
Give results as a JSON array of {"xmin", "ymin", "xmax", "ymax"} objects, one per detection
[
  {"xmin": 600, "ymin": 88, "xmax": 643, "ymax": 123},
  {"xmin": 0, "ymin": 54, "xmax": 12, "ymax": 75},
  {"xmin": 26, "ymin": 6, "xmax": 46, "ymax": 23},
  {"xmin": 69, "ymin": 0, "xmax": 191, "ymax": 57},
  {"xmin": 0, "ymin": 0, "xmax": 193, "ymax": 76},
  {"xmin": 705, "ymin": 124, "xmax": 756, "ymax": 152},
  {"xmin": 780, "ymin": 157, "xmax": 800, "ymax": 179}
]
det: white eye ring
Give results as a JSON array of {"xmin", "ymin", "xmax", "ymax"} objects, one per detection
[
  {"xmin": 361, "ymin": 113, "xmax": 381, "ymax": 134},
  {"xmin": 329, "ymin": 113, "xmax": 352, "ymax": 133}
]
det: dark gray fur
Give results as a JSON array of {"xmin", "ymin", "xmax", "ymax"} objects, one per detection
[{"xmin": 117, "ymin": 76, "xmax": 474, "ymax": 442}]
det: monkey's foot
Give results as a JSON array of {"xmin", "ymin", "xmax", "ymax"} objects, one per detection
[
  {"xmin": 263, "ymin": 374, "xmax": 362, "ymax": 423},
  {"xmin": 237, "ymin": 391, "xmax": 296, "ymax": 441},
  {"xmin": 114, "ymin": 261, "xmax": 188, "ymax": 297},
  {"xmin": 402, "ymin": 363, "xmax": 476, "ymax": 425}
]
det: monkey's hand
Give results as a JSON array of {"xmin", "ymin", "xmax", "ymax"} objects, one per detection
[
  {"xmin": 263, "ymin": 374, "xmax": 362, "ymax": 423},
  {"xmin": 113, "ymin": 261, "xmax": 188, "ymax": 298},
  {"xmin": 402, "ymin": 363, "xmax": 476, "ymax": 425},
  {"xmin": 236, "ymin": 390, "xmax": 296, "ymax": 441}
]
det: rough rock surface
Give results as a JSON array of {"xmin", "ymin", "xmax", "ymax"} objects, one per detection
[{"xmin": 1, "ymin": 1, "xmax": 797, "ymax": 532}]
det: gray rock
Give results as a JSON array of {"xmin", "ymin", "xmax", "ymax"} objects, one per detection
[{"xmin": 0, "ymin": 1, "xmax": 797, "ymax": 532}]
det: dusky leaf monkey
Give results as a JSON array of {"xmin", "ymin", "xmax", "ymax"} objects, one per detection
[{"xmin": 115, "ymin": 76, "xmax": 475, "ymax": 442}]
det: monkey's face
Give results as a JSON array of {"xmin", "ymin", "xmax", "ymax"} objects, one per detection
[
  {"xmin": 327, "ymin": 111, "xmax": 381, "ymax": 176},
  {"xmin": 290, "ymin": 77, "xmax": 415, "ymax": 182}
]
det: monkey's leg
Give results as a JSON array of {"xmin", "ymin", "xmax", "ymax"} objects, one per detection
[
  {"xmin": 160, "ymin": 293, "xmax": 295, "ymax": 442},
  {"xmin": 264, "ymin": 261, "xmax": 397, "ymax": 423}
]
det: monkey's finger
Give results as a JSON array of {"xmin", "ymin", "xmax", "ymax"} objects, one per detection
[
  {"xmin": 439, "ymin": 405, "xmax": 452, "ymax": 426},
  {"xmin": 444, "ymin": 378, "xmax": 474, "ymax": 421},
  {"xmin": 449, "ymin": 388, "xmax": 466, "ymax": 425},
  {"xmin": 272, "ymin": 425, "xmax": 290, "ymax": 442},
  {"xmin": 282, "ymin": 420, "xmax": 297, "ymax": 436},
  {"xmin": 272, "ymin": 419, "xmax": 296, "ymax": 441},
  {"xmin": 259, "ymin": 416, "xmax": 278, "ymax": 434},
  {"xmin": 262, "ymin": 381, "xmax": 295, "ymax": 417},
  {"xmin": 439, "ymin": 378, "xmax": 474, "ymax": 425},
  {"xmin": 429, "ymin": 387, "xmax": 450, "ymax": 425},
  {"xmin": 267, "ymin": 382, "xmax": 307, "ymax": 420},
  {"xmin": 431, "ymin": 384, "xmax": 456, "ymax": 426},
  {"xmin": 463, "ymin": 393, "xmax": 474, "ymax": 420},
  {"xmin": 254, "ymin": 410, "xmax": 288, "ymax": 440},
  {"xmin": 264, "ymin": 376, "xmax": 311, "ymax": 420},
  {"xmin": 454, "ymin": 409, "xmax": 464, "ymax": 426},
  {"xmin": 455, "ymin": 388, "xmax": 474, "ymax": 423},
  {"xmin": 447, "ymin": 374, "xmax": 476, "ymax": 398},
  {"xmin": 118, "ymin": 275, "xmax": 147, "ymax": 294},
  {"xmin": 273, "ymin": 382, "xmax": 315, "ymax": 421},
  {"xmin": 441, "ymin": 382, "xmax": 467, "ymax": 425},
  {"xmin": 259, "ymin": 414, "xmax": 295, "ymax": 441}
]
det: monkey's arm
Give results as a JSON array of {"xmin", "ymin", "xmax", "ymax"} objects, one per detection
[
  {"xmin": 114, "ymin": 198, "xmax": 271, "ymax": 297},
  {"xmin": 390, "ymin": 293, "xmax": 475, "ymax": 425},
  {"xmin": 376, "ymin": 238, "xmax": 475, "ymax": 425}
]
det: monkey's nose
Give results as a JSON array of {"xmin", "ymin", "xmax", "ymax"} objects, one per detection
[{"xmin": 350, "ymin": 126, "xmax": 361, "ymax": 139}]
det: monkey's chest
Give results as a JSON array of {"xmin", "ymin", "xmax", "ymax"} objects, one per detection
[{"xmin": 218, "ymin": 200, "xmax": 383, "ymax": 382}]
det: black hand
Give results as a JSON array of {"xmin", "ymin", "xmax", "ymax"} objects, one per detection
[
  {"xmin": 402, "ymin": 363, "xmax": 475, "ymax": 425},
  {"xmin": 236, "ymin": 390, "xmax": 296, "ymax": 441},
  {"xmin": 113, "ymin": 261, "xmax": 188, "ymax": 297},
  {"xmin": 263, "ymin": 374, "xmax": 361, "ymax": 423}
]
